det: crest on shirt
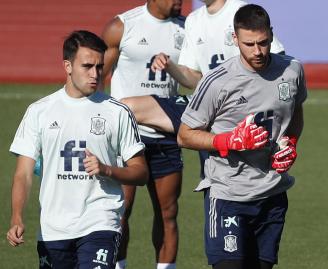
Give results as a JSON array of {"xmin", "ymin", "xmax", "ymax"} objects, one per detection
[
  {"xmin": 224, "ymin": 25, "xmax": 234, "ymax": 46},
  {"xmin": 174, "ymin": 31, "xmax": 185, "ymax": 50},
  {"xmin": 224, "ymin": 234, "xmax": 238, "ymax": 252},
  {"xmin": 278, "ymin": 82, "xmax": 291, "ymax": 101},
  {"xmin": 90, "ymin": 117, "xmax": 106, "ymax": 135}
]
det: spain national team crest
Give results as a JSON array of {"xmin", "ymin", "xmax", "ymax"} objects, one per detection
[
  {"xmin": 224, "ymin": 234, "xmax": 238, "ymax": 252},
  {"xmin": 174, "ymin": 31, "xmax": 185, "ymax": 50},
  {"xmin": 278, "ymin": 82, "xmax": 291, "ymax": 101},
  {"xmin": 90, "ymin": 117, "xmax": 106, "ymax": 135},
  {"xmin": 224, "ymin": 25, "xmax": 234, "ymax": 46}
]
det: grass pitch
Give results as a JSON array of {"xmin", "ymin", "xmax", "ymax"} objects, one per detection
[{"xmin": 0, "ymin": 84, "xmax": 327, "ymax": 268}]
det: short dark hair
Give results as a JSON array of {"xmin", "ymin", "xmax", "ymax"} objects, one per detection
[
  {"xmin": 63, "ymin": 30, "xmax": 108, "ymax": 61},
  {"xmin": 234, "ymin": 4, "xmax": 271, "ymax": 33}
]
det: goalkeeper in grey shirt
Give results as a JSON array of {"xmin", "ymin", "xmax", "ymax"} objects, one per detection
[{"xmin": 178, "ymin": 4, "xmax": 306, "ymax": 269}]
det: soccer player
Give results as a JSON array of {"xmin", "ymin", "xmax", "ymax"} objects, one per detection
[
  {"xmin": 119, "ymin": 0, "xmax": 285, "ymax": 178},
  {"xmin": 178, "ymin": 4, "xmax": 306, "ymax": 269},
  {"xmin": 6, "ymin": 30, "xmax": 148, "ymax": 269},
  {"xmin": 101, "ymin": 1, "xmax": 184, "ymax": 269}
]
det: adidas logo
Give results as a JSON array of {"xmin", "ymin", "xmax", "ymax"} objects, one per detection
[
  {"xmin": 196, "ymin": 37, "xmax": 204, "ymax": 45},
  {"xmin": 49, "ymin": 121, "xmax": 60, "ymax": 129},
  {"xmin": 236, "ymin": 96, "xmax": 248, "ymax": 105},
  {"xmin": 138, "ymin": 37, "xmax": 148, "ymax": 45}
]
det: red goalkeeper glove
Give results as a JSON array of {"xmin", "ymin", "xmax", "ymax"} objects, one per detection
[
  {"xmin": 213, "ymin": 115, "xmax": 269, "ymax": 157},
  {"xmin": 272, "ymin": 136, "xmax": 298, "ymax": 173}
]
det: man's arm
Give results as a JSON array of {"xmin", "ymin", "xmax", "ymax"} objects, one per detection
[
  {"xmin": 7, "ymin": 156, "xmax": 35, "ymax": 247},
  {"xmin": 84, "ymin": 150, "xmax": 148, "ymax": 186},
  {"xmin": 285, "ymin": 104, "xmax": 304, "ymax": 139},
  {"xmin": 151, "ymin": 53, "xmax": 202, "ymax": 89},
  {"xmin": 101, "ymin": 17, "xmax": 124, "ymax": 89}
]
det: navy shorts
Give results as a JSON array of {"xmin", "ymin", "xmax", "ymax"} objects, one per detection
[
  {"xmin": 151, "ymin": 94, "xmax": 189, "ymax": 133},
  {"xmin": 37, "ymin": 230, "xmax": 121, "ymax": 269},
  {"xmin": 141, "ymin": 135, "xmax": 183, "ymax": 179},
  {"xmin": 204, "ymin": 190, "xmax": 288, "ymax": 265}
]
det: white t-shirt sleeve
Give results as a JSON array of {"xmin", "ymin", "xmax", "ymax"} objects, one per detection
[
  {"xmin": 117, "ymin": 107, "xmax": 145, "ymax": 162},
  {"xmin": 271, "ymin": 35, "xmax": 285, "ymax": 54},
  {"xmin": 178, "ymin": 17, "xmax": 201, "ymax": 72},
  {"xmin": 10, "ymin": 104, "xmax": 41, "ymax": 160}
]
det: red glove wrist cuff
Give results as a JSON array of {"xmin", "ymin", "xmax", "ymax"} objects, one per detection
[
  {"xmin": 213, "ymin": 133, "xmax": 230, "ymax": 157},
  {"xmin": 289, "ymin": 136, "xmax": 298, "ymax": 147}
]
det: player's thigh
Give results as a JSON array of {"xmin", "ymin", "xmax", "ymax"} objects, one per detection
[
  {"xmin": 151, "ymin": 171, "xmax": 183, "ymax": 213},
  {"xmin": 204, "ymin": 190, "xmax": 259, "ymax": 266},
  {"xmin": 76, "ymin": 230, "xmax": 121, "ymax": 269},
  {"xmin": 37, "ymin": 239, "xmax": 77, "ymax": 269}
]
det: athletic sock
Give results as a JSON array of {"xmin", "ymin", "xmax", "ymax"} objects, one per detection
[
  {"xmin": 115, "ymin": 259, "xmax": 127, "ymax": 269},
  {"xmin": 156, "ymin": 263, "xmax": 176, "ymax": 269}
]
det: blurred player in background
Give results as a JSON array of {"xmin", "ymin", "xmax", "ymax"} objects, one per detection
[
  {"xmin": 7, "ymin": 30, "xmax": 148, "ymax": 269},
  {"xmin": 102, "ymin": 1, "xmax": 185, "ymax": 268},
  {"xmin": 119, "ymin": 0, "xmax": 285, "ymax": 179},
  {"xmin": 178, "ymin": 4, "xmax": 306, "ymax": 269}
]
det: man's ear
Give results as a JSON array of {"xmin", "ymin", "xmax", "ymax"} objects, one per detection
[
  {"xmin": 232, "ymin": 32, "xmax": 238, "ymax": 47},
  {"xmin": 269, "ymin": 27, "xmax": 274, "ymax": 43},
  {"xmin": 63, "ymin": 60, "xmax": 72, "ymax": 75}
]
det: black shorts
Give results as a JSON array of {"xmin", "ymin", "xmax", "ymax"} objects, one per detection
[
  {"xmin": 151, "ymin": 95, "xmax": 190, "ymax": 133},
  {"xmin": 141, "ymin": 135, "xmax": 183, "ymax": 179}
]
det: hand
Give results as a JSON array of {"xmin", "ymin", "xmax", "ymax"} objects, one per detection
[
  {"xmin": 83, "ymin": 149, "xmax": 111, "ymax": 177},
  {"xmin": 7, "ymin": 223, "xmax": 25, "ymax": 247},
  {"xmin": 213, "ymin": 114, "xmax": 269, "ymax": 157},
  {"xmin": 272, "ymin": 136, "xmax": 297, "ymax": 173},
  {"xmin": 151, "ymin": 53, "xmax": 170, "ymax": 72}
]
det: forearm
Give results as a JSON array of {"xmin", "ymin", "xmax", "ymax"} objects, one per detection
[
  {"xmin": 104, "ymin": 164, "xmax": 148, "ymax": 186},
  {"xmin": 166, "ymin": 62, "xmax": 201, "ymax": 89},
  {"xmin": 177, "ymin": 123, "xmax": 215, "ymax": 151},
  {"xmin": 11, "ymin": 174, "xmax": 33, "ymax": 225}
]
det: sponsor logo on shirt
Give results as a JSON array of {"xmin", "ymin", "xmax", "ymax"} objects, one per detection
[
  {"xmin": 174, "ymin": 31, "xmax": 184, "ymax": 50},
  {"xmin": 236, "ymin": 96, "xmax": 248, "ymax": 105},
  {"xmin": 138, "ymin": 37, "xmax": 148, "ymax": 45},
  {"xmin": 49, "ymin": 121, "xmax": 60, "ymax": 129},
  {"xmin": 278, "ymin": 81, "xmax": 291, "ymax": 101},
  {"xmin": 196, "ymin": 37, "xmax": 204, "ymax": 45},
  {"xmin": 90, "ymin": 116, "xmax": 106, "ymax": 135}
]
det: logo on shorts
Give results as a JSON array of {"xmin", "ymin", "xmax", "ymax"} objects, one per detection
[
  {"xmin": 224, "ymin": 232, "xmax": 238, "ymax": 252},
  {"xmin": 90, "ymin": 116, "xmax": 106, "ymax": 135},
  {"xmin": 39, "ymin": 256, "xmax": 52, "ymax": 267},
  {"xmin": 222, "ymin": 216, "xmax": 239, "ymax": 228},
  {"xmin": 93, "ymin": 249, "xmax": 108, "ymax": 266},
  {"xmin": 278, "ymin": 82, "xmax": 291, "ymax": 101}
]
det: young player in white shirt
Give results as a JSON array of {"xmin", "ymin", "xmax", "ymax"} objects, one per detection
[{"xmin": 7, "ymin": 30, "xmax": 148, "ymax": 269}]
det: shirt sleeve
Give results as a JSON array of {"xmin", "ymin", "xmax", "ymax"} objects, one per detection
[
  {"xmin": 181, "ymin": 70, "xmax": 224, "ymax": 130},
  {"xmin": 271, "ymin": 35, "xmax": 285, "ymax": 54},
  {"xmin": 9, "ymin": 104, "xmax": 41, "ymax": 160},
  {"xmin": 295, "ymin": 64, "xmax": 307, "ymax": 105},
  {"xmin": 178, "ymin": 17, "xmax": 201, "ymax": 72},
  {"xmin": 117, "ymin": 106, "xmax": 145, "ymax": 162}
]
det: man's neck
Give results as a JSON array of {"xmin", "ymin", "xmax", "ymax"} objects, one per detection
[{"xmin": 207, "ymin": 0, "xmax": 227, "ymax": 15}]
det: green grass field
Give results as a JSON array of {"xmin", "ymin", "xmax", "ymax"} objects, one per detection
[{"xmin": 0, "ymin": 84, "xmax": 327, "ymax": 268}]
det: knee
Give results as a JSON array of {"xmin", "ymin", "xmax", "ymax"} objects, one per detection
[
  {"xmin": 120, "ymin": 97, "xmax": 135, "ymax": 113},
  {"xmin": 161, "ymin": 202, "xmax": 179, "ymax": 224}
]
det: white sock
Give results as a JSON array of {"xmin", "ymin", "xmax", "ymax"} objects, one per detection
[
  {"xmin": 115, "ymin": 259, "xmax": 127, "ymax": 269},
  {"xmin": 156, "ymin": 263, "xmax": 176, "ymax": 269}
]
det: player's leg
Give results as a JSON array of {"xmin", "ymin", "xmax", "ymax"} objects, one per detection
[
  {"xmin": 256, "ymin": 192, "xmax": 288, "ymax": 269},
  {"xmin": 116, "ymin": 185, "xmax": 137, "ymax": 269},
  {"xmin": 143, "ymin": 138, "xmax": 183, "ymax": 268},
  {"xmin": 76, "ymin": 230, "xmax": 121, "ymax": 269},
  {"xmin": 37, "ymin": 239, "xmax": 77, "ymax": 269},
  {"xmin": 148, "ymin": 171, "xmax": 182, "ymax": 266},
  {"xmin": 120, "ymin": 96, "xmax": 174, "ymax": 133}
]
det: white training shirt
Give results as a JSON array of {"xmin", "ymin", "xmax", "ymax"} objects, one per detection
[
  {"xmin": 10, "ymin": 88, "xmax": 144, "ymax": 241},
  {"xmin": 179, "ymin": 0, "xmax": 285, "ymax": 75},
  {"xmin": 110, "ymin": 4, "xmax": 185, "ymax": 138}
]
